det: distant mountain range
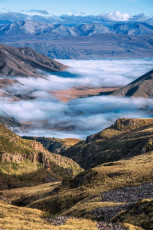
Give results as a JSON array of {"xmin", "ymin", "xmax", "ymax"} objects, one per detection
[
  {"xmin": 0, "ymin": 21, "xmax": 153, "ymax": 38},
  {"xmin": 0, "ymin": 21, "xmax": 153, "ymax": 59},
  {"xmin": 0, "ymin": 11, "xmax": 153, "ymax": 26}
]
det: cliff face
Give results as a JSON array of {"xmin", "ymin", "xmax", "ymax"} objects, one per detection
[
  {"xmin": 22, "ymin": 136, "xmax": 81, "ymax": 154},
  {"xmin": 0, "ymin": 122, "xmax": 82, "ymax": 190},
  {"xmin": 62, "ymin": 118, "xmax": 153, "ymax": 169}
]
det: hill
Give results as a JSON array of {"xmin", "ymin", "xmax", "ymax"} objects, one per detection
[
  {"xmin": 0, "ymin": 44, "xmax": 67, "ymax": 77},
  {"xmin": 0, "ymin": 123, "xmax": 82, "ymax": 190},
  {"xmin": 110, "ymin": 69, "xmax": 153, "ymax": 98},
  {"xmin": 4, "ymin": 141, "xmax": 152, "ymax": 229},
  {"xmin": 61, "ymin": 118, "xmax": 153, "ymax": 169},
  {"xmin": 1, "ymin": 118, "xmax": 153, "ymax": 229}
]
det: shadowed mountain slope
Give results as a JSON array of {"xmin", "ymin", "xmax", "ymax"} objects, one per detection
[
  {"xmin": 0, "ymin": 44, "xmax": 67, "ymax": 77},
  {"xmin": 110, "ymin": 69, "xmax": 153, "ymax": 98}
]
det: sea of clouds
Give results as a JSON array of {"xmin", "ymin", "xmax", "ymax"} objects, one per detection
[{"xmin": 0, "ymin": 59, "xmax": 153, "ymax": 139}]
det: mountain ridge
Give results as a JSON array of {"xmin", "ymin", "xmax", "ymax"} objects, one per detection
[
  {"xmin": 0, "ymin": 44, "xmax": 67, "ymax": 77},
  {"xmin": 1, "ymin": 21, "xmax": 153, "ymax": 37},
  {"xmin": 109, "ymin": 69, "xmax": 153, "ymax": 97},
  {"xmin": 1, "ymin": 21, "xmax": 153, "ymax": 59}
]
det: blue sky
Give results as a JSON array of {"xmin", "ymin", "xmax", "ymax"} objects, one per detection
[{"xmin": 0, "ymin": 0, "xmax": 153, "ymax": 16}]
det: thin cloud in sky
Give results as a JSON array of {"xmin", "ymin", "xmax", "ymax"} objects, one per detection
[
  {"xmin": 0, "ymin": 0, "xmax": 153, "ymax": 16},
  {"xmin": 99, "ymin": 11, "xmax": 130, "ymax": 21}
]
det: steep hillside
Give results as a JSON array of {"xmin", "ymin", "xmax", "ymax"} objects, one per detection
[
  {"xmin": 61, "ymin": 118, "xmax": 153, "ymax": 169},
  {"xmin": 1, "ymin": 118, "xmax": 153, "ymax": 229},
  {"xmin": 0, "ymin": 199, "xmax": 99, "ymax": 230},
  {"xmin": 110, "ymin": 69, "xmax": 153, "ymax": 98},
  {"xmin": 0, "ymin": 44, "xmax": 67, "ymax": 77},
  {"xmin": 0, "ymin": 123, "xmax": 82, "ymax": 190},
  {"xmin": 22, "ymin": 136, "xmax": 81, "ymax": 154},
  {"xmin": 11, "ymin": 149, "xmax": 153, "ymax": 228}
]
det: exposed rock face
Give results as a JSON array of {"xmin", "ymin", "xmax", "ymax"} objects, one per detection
[
  {"xmin": 92, "ymin": 205, "xmax": 129, "ymax": 222},
  {"xmin": 101, "ymin": 182, "xmax": 153, "ymax": 203},
  {"xmin": 0, "ymin": 44, "xmax": 68, "ymax": 77},
  {"xmin": 97, "ymin": 222, "xmax": 125, "ymax": 230},
  {"xmin": 0, "ymin": 122, "xmax": 82, "ymax": 190},
  {"xmin": 22, "ymin": 136, "xmax": 81, "ymax": 154},
  {"xmin": 0, "ymin": 138, "xmax": 81, "ymax": 174},
  {"xmin": 1, "ymin": 153, "xmax": 25, "ymax": 163},
  {"xmin": 62, "ymin": 118, "xmax": 153, "ymax": 169}
]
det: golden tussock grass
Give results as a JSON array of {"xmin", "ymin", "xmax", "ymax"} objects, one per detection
[
  {"xmin": 0, "ymin": 201, "xmax": 98, "ymax": 230},
  {"xmin": 27, "ymin": 151, "xmax": 153, "ymax": 216},
  {"xmin": 1, "ymin": 182, "xmax": 60, "ymax": 202}
]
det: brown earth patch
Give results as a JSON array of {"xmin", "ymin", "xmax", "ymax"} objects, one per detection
[{"xmin": 51, "ymin": 86, "xmax": 120, "ymax": 102}]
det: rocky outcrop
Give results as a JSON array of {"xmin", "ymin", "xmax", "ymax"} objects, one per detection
[
  {"xmin": 1, "ymin": 153, "xmax": 25, "ymax": 163},
  {"xmin": 90, "ymin": 182, "xmax": 153, "ymax": 222},
  {"xmin": 0, "ymin": 122, "xmax": 82, "ymax": 190},
  {"xmin": 101, "ymin": 182, "xmax": 153, "ymax": 203},
  {"xmin": 97, "ymin": 222, "xmax": 125, "ymax": 230},
  {"xmin": 23, "ymin": 136, "xmax": 81, "ymax": 154},
  {"xmin": 112, "ymin": 118, "xmax": 153, "ymax": 131}
]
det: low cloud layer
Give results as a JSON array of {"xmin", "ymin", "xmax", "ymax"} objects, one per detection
[
  {"xmin": 0, "ymin": 95, "xmax": 153, "ymax": 139},
  {"xmin": 0, "ymin": 59, "xmax": 153, "ymax": 139}
]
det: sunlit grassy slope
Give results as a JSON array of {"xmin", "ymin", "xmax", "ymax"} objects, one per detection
[
  {"xmin": 7, "ymin": 151, "xmax": 152, "ymax": 219},
  {"xmin": 0, "ymin": 122, "xmax": 82, "ymax": 189},
  {"xmin": 1, "ymin": 119, "xmax": 153, "ymax": 230},
  {"xmin": 62, "ymin": 118, "xmax": 153, "ymax": 169},
  {"xmin": 0, "ymin": 200, "xmax": 98, "ymax": 230}
]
